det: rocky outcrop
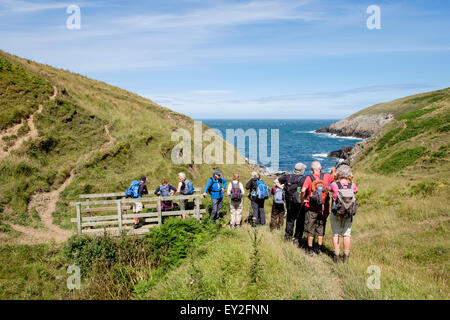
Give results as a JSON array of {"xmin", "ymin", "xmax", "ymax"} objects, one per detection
[
  {"xmin": 316, "ymin": 113, "xmax": 394, "ymax": 138},
  {"xmin": 327, "ymin": 146, "xmax": 353, "ymax": 159}
]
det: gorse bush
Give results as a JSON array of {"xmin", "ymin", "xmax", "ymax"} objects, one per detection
[
  {"xmin": 409, "ymin": 181, "xmax": 438, "ymax": 197},
  {"xmin": 145, "ymin": 217, "xmax": 220, "ymax": 269},
  {"xmin": 378, "ymin": 147, "xmax": 426, "ymax": 174},
  {"xmin": 377, "ymin": 127, "xmax": 402, "ymax": 150},
  {"xmin": 395, "ymin": 107, "xmax": 438, "ymax": 121},
  {"xmin": 62, "ymin": 217, "xmax": 221, "ymax": 299}
]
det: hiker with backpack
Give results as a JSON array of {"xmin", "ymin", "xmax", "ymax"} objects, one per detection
[
  {"xmin": 154, "ymin": 179, "xmax": 177, "ymax": 212},
  {"xmin": 245, "ymin": 171, "xmax": 270, "ymax": 227},
  {"xmin": 270, "ymin": 183, "xmax": 285, "ymax": 231},
  {"xmin": 203, "ymin": 171, "xmax": 227, "ymax": 222},
  {"xmin": 301, "ymin": 161, "xmax": 335, "ymax": 256},
  {"xmin": 274, "ymin": 163, "xmax": 307, "ymax": 245},
  {"xmin": 177, "ymin": 172, "xmax": 195, "ymax": 219},
  {"xmin": 125, "ymin": 176, "xmax": 149, "ymax": 229},
  {"xmin": 226, "ymin": 173, "xmax": 245, "ymax": 229},
  {"xmin": 329, "ymin": 165, "xmax": 358, "ymax": 263}
]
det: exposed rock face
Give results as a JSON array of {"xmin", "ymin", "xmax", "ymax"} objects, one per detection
[
  {"xmin": 327, "ymin": 146, "xmax": 353, "ymax": 159},
  {"xmin": 316, "ymin": 113, "xmax": 394, "ymax": 138}
]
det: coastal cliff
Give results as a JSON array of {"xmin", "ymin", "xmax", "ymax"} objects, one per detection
[{"xmin": 316, "ymin": 113, "xmax": 393, "ymax": 139}]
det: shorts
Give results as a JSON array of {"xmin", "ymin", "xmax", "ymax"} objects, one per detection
[
  {"xmin": 329, "ymin": 213, "xmax": 352, "ymax": 237},
  {"xmin": 132, "ymin": 201, "xmax": 143, "ymax": 213},
  {"xmin": 304, "ymin": 210, "xmax": 327, "ymax": 237}
]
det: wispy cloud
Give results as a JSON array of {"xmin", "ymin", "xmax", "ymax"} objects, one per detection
[
  {"xmin": 0, "ymin": 0, "xmax": 101, "ymax": 13},
  {"xmin": 226, "ymin": 84, "xmax": 434, "ymax": 104}
]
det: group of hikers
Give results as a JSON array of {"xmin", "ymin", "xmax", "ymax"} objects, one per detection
[{"xmin": 126, "ymin": 159, "xmax": 358, "ymax": 263}]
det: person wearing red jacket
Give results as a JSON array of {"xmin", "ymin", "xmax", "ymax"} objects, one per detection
[{"xmin": 301, "ymin": 161, "xmax": 334, "ymax": 256}]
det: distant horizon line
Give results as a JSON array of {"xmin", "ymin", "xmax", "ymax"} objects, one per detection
[{"xmin": 193, "ymin": 118, "xmax": 342, "ymax": 120}]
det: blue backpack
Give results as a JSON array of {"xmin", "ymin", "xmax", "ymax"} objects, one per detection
[
  {"xmin": 273, "ymin": 188, "xmax": 284, "ymax": 204},
  {"xmin": 256, "ymin": 179, "xmax": 269, "ymax": 200},
  {"xmin": 181, "ymin": 179, "xmax": 194, "ymax": 195},
  {"xmin": 159, "ymin": 184, "xmax": 171, "ymax": 197},
  {"xmin": 125, "ymin": 180, "xmax": 142, "ymax": 198}
]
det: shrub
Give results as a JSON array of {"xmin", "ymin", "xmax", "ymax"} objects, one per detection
[
  {"xmin": 378, "ymin": 147, "xmax": 426, "ymax": 174},
  {"xmin": 396, "ymin": 107, "xmax": 438, "ymax": 121},
  {"xmin": 377, "ymin": 128, "xmax": 402, "ymax": 150},
  {"xmin": 409, "ymin": 181, "xmax": 438, "ymax": 197},
  {"xmin": 62, "ymin": 217, "xmax": 220, "ymax": 299}
]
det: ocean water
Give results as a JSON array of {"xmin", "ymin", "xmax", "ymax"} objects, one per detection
[{"xmin": 199, "ymin": 119, "xmax": 362, "ymax": 173}]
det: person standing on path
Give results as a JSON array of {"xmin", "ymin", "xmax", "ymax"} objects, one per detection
[
  {"xmin": 270, "ymin": 184, "xmax": 285, "ymax": 231},
  {"xmin": 274, "ymin": 162, "xmax": 307, "ymax": 246},
  {"xmin": 301, "ymin": 161, "xmax": 334, "ymax": 256},
  {"xmin": 329, "ymin": 165, "xmax": 358, "ymax": 263},
  {"xmin": 227, "ymin": 173, "xmax": 245, "ymax": 229},
  {"xmin": 203, "ymin": 171, "xmax": 227, "ymax": 222},
  {"xmin": 245, "ymin": 171, "xmax": 268, "ymax": 227}
]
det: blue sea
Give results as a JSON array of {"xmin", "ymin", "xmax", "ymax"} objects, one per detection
[{"xmin": 199, "ymin": 119, "xmax": 362, "ymax": 173}]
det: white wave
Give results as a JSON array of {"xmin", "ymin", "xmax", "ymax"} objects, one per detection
[
  {"xmin": 312, "ymin": 153, "xmax": 328, "ymax": 158},
  {"xmin": 313, "ymin": 131, "xmax": 362, "ymax": 140},
  {"xmin": 291, "ymin": 130, "xmax": 309, "ymax": 134}
]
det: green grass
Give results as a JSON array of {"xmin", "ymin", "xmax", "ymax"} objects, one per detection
[
  {"xmin": 63, "ymin": 217, "xmax": 221, "ymax": 299},
  {"xmin": 0, "ymin": 51, "xmax": 252, "ymax": 231},
  {"xmin": 1, "ymin": 50, "xmax": 449, "ymax": 300},
  {"xmin": 378, "ymin": 147, "xmax": 427, "ymax": 174},
  {"xmin": 376, "ymin": 127, "xmax": 402, "ymax": 150},
  {"xmin": 0, "ymin": 56, "xmax": 52, "ymax": 130}
]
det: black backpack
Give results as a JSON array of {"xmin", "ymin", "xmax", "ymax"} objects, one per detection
[{"xmin": 284, "ymin": 174, "xmax": 306, "ymax": 204}]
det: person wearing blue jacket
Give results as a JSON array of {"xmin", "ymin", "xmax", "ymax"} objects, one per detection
[{"xmin": 203, "ymin": 170, "xmax": 227, "ymax": 221}]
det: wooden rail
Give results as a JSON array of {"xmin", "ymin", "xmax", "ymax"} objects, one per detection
[{"xmin": 70, "ymin": 193, "xmax": 205, "ymax": 236}]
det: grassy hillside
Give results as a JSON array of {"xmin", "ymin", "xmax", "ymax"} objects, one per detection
[
  {"xmin": 0, "ymin": 50, "xmax": 448, "ymax": 300},
  {"xmin": 0, "ymin": 50, "xmax": 252, "ymax": 238},
  {"xmin": 143, "ymin": 88, "xmax": 449, "ymax": 300},
  {"xmin": 351, "ymin": 87, "xmax": 450, "ymax": 118}
]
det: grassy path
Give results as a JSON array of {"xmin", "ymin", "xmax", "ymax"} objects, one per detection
[{"xmin": 2, "ymin": 85, "xmax": 119, "ymax": 244}]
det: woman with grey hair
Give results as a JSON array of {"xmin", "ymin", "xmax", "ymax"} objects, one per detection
[
  {"xmin": 176, "ymin": 172, "xmax": 188, "ymax": 219},
  {"xmin": 329, "ymin": 165, "xmax": 358, "ymax": 263},
  {"xmin": 246, "ymin": 171, "xmax": 266, "ymax": 226}
]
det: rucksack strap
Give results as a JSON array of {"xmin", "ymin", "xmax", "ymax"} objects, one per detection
[
  {"xmin": 310, "ymin": 173, "xmax": 323, "ymax": 182},
  {"xmin": 336, "ymin": 181, "xmax": 352, "ymax": 189}
]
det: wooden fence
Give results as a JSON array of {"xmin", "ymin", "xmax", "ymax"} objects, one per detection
[{"xmin": 69, "ymin": 188, "xmax": 204, "ymax": 236}]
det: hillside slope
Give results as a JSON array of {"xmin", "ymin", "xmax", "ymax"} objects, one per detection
[
  {"xmin": 316, "ymin": 88, "xmax": 450, "ymax": 138},
  {"xmin": 0, "ymin": 50, "xmax": 252, "ymax": 244},
  {"xmin": 145, "ymin": 88, "xmax": 449, "ymax": 299}
]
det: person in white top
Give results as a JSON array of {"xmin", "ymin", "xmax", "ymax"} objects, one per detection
[{"xmin": 227, "ymin": 173, "xmax": 245, "ymax": 229}]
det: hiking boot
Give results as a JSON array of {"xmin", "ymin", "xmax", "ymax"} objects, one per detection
[
  {"xmin": 306, "ymin": 247, "xmax": 314, "ymax": 257},
  {"xmin": 133, "ymin": 223, "xmax": 141, "ymax": 229},
  {"xmin": 333, "ymin": 254, "xmax": 340, "ymax": 263},
  {"xmin": 314, "ymin": 246, "xmax": 323, "ymax": 255},
  {"xmin": 236, "ymin": 224, "xmax": 241, "ymax": 229},
  {"xmin": 293, "ymin": 238, "xmax": 300, "ymax": 247},
  {"xmin": 343, "ymin": 253, "xmax": 350, "ymax": 264}
]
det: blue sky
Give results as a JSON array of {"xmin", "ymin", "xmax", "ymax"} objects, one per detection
[{"xmin": 0, "ymin": 0, "xmax": 449, "ymax": 119}]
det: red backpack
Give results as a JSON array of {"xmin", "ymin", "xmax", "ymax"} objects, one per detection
[
  {"xmin": 230, "ymin": 181, "xmax": 242, "ymax": 202},
  {"xmin": 309, "ymin": 173, "xmax": 330, "ymax": 211}
]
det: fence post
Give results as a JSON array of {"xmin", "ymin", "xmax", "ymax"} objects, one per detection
[
  {"xmin": 76, "ymin": 203, "xmax": 82, "ymax": 235},
  {"xmin": 157, "ymin": 198, "xmax": 162, "ymax": 226},
  {"xmin": 117, "ymin": 200, "xmax": 123, "ymax": 235},
  {"xmin": 195, "ymin": 196, "xmax": 200, "ymax": 220},
  {"xmin": 86, "ymin": 197, "xmax": 90, "ymax": 210}
]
